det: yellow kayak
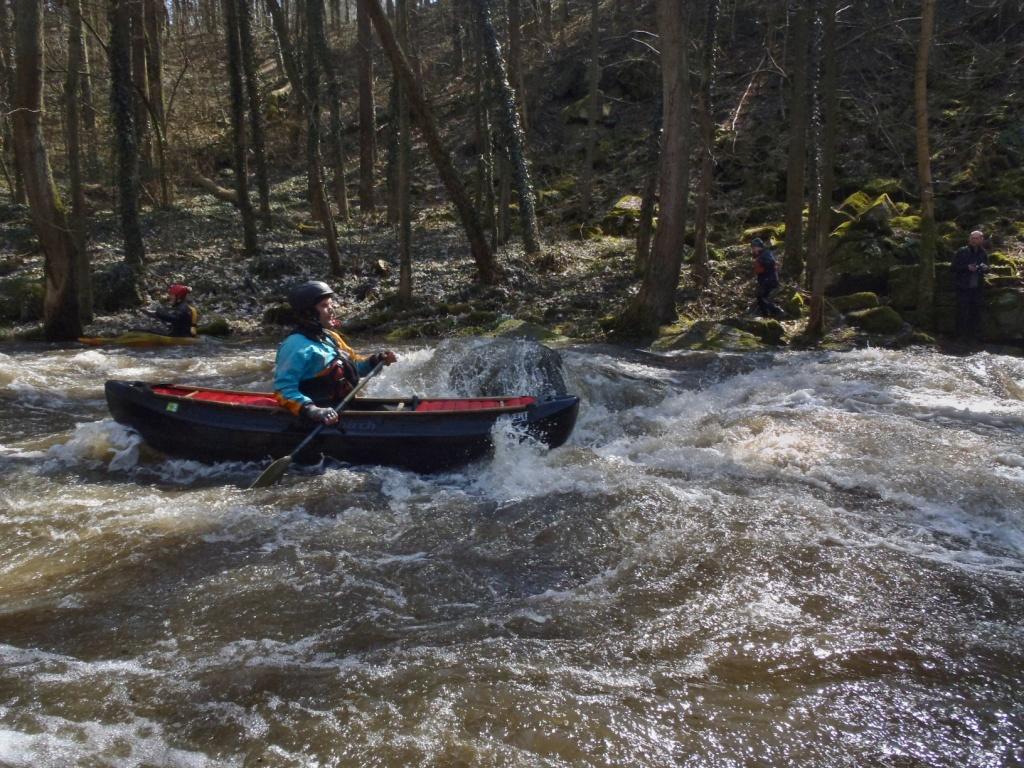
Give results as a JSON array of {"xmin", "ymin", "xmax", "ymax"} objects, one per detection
[{"xmin": 77, "ymin": 331, "xmax": 202, "ymax": 348}]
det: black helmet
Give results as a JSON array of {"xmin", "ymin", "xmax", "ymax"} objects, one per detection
[{"xmin": 288, "ymin": 280, "xmax": 335, "ymax": 313}]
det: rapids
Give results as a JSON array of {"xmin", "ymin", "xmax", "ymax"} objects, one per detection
[{"xmin": 0, "ymin": 339, "xmax": 1021, "ymax": 767}]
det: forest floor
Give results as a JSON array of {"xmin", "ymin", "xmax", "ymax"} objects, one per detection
[{"xmin": 0, "ymin": 168, "xmax": 796, "ymax": 350}]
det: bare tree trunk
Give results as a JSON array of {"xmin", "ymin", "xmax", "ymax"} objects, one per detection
[
  {"xmin": 914, "ymin": 0, "xmax": 937, "ymax": 328},
  {"xmin": 265, "ymin": 0, "xmax": 303, "ymax": 99},
  {"xmin": 475, "ymin": 0, "xmax": 541, "ymax": 254},
  {"xmin": 578, "ymin": 0, "xmax": 599, "ymax": 218},
  {"xmin": 357, "ymin": 0, "xmax": 376, "ymax": 212},
  {"xmin": 507, "ymin": 0, "xmax": 527, "ymax": 132},
  {"xmin": 109, "ymin": 0, "xmax": 147, "ymax": 270},
  {"xmin": 13, "ymin": 0, "xmax": 83, "ymax": 339},
  {"xmin": 396, "ymin": 0, "xmax": 412, "ymax": 303},
  {"xmin": 365, "ymin": 0, "xmax": 499, "ymax": 283},
  {"xmin": 238, "ymin": 0, "xmax": 271, "ymax": 225},
  {"xmin": 620, "ymin": 0, "xmax": 690, "ymax": 334},
  {"xmin": 80, "ymin": 0, "xmax": 99, "ymax": 179},
  {"xmin": 130, "ymin": 0, "xmax": 152, "ymax": 181},
  {"xmin": 306, "ymin": 0, "xmax": 343, "ymax": 274},
  {"xmin": 222, "ymin": 0, "xmax": 258, "ymax": 253},
  {"xmin": 0, "ymin": 0, "xmax": 25, "ymax": 203},
  {"xmin": 66, "ymin": 0, "xmax": 93, "ymax": 321},
  {"xmin": 690, "ymin": 0, "xmax": 719, "ymax": 293},
  {"xmin": 144, "ymin": 0, "xmax": 168, "ymax": 205},
  {"xmin": 805, "ymin": 0, "xmax": 837, "ymax": 337},
  {"xmin": 312, "ymin": 0, "xmax": 350, "ymax": 223},
  {"xmin": 782, "ymin": 0, "xmax": 810, "ymax": 283}
]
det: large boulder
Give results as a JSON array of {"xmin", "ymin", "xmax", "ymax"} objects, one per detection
[
  {"xmin": 831, "ymin": 292, "xmax": 880, "ymax": 312},
  {"xmin": 846, "ymin": 306, "xmax": 904, "ymax": 334},
  {"xmin": 981, "ymin": 289, "xmax": 1024, "ymax": 343},
  {"xmin": 723, "ymin": 317, "xmax": 786, "ymax": 345},
  {"xmin": 433, "ymin": 338, "xmax": 568, "ymax": 398},
  {"xmin": 601, "ymin": 195, "xmax": 644, "ymax": 235}
]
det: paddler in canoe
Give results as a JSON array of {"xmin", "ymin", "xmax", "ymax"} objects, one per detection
[{"xmin": 274, "ymin": 280, "xmax": 397, "ymax": 425}]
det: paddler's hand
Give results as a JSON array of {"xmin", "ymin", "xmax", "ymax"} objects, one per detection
[
  {"xmin": 372, "ymin": 350, "xmax": 398, "ymax": 366},
  {"xmin": 303, "ymin": 404, "xmax": 339, "ymax": 425}
]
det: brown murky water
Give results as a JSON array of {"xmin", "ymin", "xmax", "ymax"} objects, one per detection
[{"xmin": 0, "ymin": 340, "xmax": 1022, "ymax": 766}]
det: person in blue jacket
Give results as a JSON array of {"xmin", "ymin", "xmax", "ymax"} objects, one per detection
[{"xmin": 274, "ymin": 281, "xmax": 397, "ymax": 424}]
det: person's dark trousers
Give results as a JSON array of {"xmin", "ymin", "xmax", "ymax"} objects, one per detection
[
  {"xmin": 756, "ymin": 282, "xmax": 782, "ymax": 318},
  {"xmin": 955, "ymin": 288, "xmax": 983, "ymax": 340}
]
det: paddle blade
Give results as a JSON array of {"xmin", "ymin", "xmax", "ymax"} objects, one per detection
[{"xmin": 248, "ymin": 454, "xmax": 293, "ymax": 489}]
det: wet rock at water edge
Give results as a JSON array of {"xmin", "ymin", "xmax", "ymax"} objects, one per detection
[{"xmin": 434, "ymin": 338, "xmax": 569, "ymax": 398}]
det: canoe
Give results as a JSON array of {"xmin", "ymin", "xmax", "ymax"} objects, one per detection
[
  {"xmin": 104, "ymin": 380, "xmax": 579, "ymax": 472},
  {"xmin": 79, "ymin": 332, "xmax": 201, "ymax": 348}
]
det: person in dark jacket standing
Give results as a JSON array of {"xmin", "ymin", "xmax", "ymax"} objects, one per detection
[
  {"xmin": 751, "ymin": 238, "xmax": 783, "ymax": 318},
  {"xmin": 951, "ymin": 230, "xmax": 988, "ymax": 341},
  {"xmin": 150, "ymin": 283, "xmax": 199, "ymax": 337}
]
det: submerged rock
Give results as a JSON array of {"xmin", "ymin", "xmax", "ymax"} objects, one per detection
[{"xmin": 433, "ymin": 338, "xmax": 569, "ymax": 398}]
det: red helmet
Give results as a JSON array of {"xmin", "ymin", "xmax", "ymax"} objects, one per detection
[{"xmin": 168, "ymin": 283, "xmax": 191, "ymax": 300}]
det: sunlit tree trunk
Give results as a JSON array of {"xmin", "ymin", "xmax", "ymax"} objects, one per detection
[
  {"xmin": 805, "ymin": 0, "xmax": 837, "ymax": 337},
  {"xmin": 109, "ymin": 0, "xmax": 147, "ymax": 270},
  {"xmin": 13, "ymin": 0, "xmax": 82, "ymax": 339},
  {"xmin": 915, "ymin": 0, "xmax": 937, "ymax": 328},
  {"xmin": 144, "ymin": 0, "xmax": 168, "ymax": 204},
  {"xmin": 66, "ymin": 0, "xmax": 92, "ymax": 321},
  {"xmin": 312, "ymin": 0, "xmax": 350, "ymax": 222},
  {"xmin": 578, "ymin": 0, "xmax": 599, "ymax": 218},
  {"xmin": 130, "ymin": 0, "xmax": 152, "ymax": 181},
  {"xmin": 0, "ymin": 0, "xmax": 25, "ymax": 202},
  {"xmin": 620, "ymin": 0, "xmax": 690, "ymax": 334},
  {"xmin": 364, "ymin": 0, "xmax": 499, "ymax": 283},
  {"xmin": 782, "ymin": 0, "xmax": 810, "ymax": 283},
  {"xmin": 507, "ymin": 0, "xmax": 526, "ymax": 132},
  {"xmin": 475, "ymin": 0, "xmax": 540, "ymax": 254},
  {"xmin": 396, "ymin": 0, "xmax": 412, "ymax": 303},
  {"xmin": 238, "ymin": 0, "xmax": 271, "ymax": 225},
  {"xmin": 691, "ymin": 0, "xmax": 719, "ymax": 293},
  {"xmin": 222, "ymin": 0, "xmax": 258, "ymax": 253},
  {"xmin": 306, "ymin": 0, "xmax": 343, "ymax": 273},
  {"xmin": 357, "ymin": 0, "xmax": 376, "ymax": 212}
]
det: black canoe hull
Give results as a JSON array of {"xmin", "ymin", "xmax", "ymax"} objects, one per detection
[{"xmin": 104, "ymin": 380, "xmax": 579, "ymax": 472}]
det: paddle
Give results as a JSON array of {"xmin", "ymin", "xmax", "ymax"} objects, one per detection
[{"xmin": 249, "ymin": 362, "xmax": 385, "ymax": 489}]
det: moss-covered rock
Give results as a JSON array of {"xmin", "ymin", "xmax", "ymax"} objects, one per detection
[
  {"xmin": 890, "ymin": 215, "xmax": 922, "ymax": 232},
  {"xmin": 777, "ymin": 287, "xmax": 806, "ymax": 318},
  {"xmin": 487, "ymin": 319, "xmax": 569, "ymax": 343},
  {"xmin": 197, "ymin": 315, "xmax": 231, "ymax": 336},
  {"xmin": 981, "ymin": 288, "xmax": 1024, "ymax": 343},
  {"xmin": 723, "ymin": 316, "xmax": 786, "ymax": 345},
  {"xmin": 831, "ymin": 292, "xmax": 880, "ymax": 312},
  {"xmin": 888, "ymin": 265, "xmax": 919, "ymax": 310},
  {"xmin": 846, "ymin": 305, "xmax": 904, "ymax": 334},
  {"xmin": 601, "ymin": 195, "xmax": 644, "ymax": 235},
  {"xmin": 650, "ymin": 320, "xmax": 763, "ymax": 352}
]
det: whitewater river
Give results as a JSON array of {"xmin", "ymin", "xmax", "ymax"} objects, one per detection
[{"xmin": 0, "ymin": 338, "xmax": 1021, "ymax": 767}]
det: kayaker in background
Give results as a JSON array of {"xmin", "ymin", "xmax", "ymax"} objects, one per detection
[
  {"xmin": 147, "ymin": 283, "xmax": 199, "ymax": 337},
  {"xmin": 274, "ymin": 280, "xmax": 397, "ymax": 424}
]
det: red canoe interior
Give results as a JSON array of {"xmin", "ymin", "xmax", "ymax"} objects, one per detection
[{"xmin": 151, "ymin": 386, "xmax": 536, "ymax": 412}]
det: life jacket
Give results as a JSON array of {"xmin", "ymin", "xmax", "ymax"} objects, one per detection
[{"xmin": 295, "ymin": 329, "xmax": 360, "ymax": 406}]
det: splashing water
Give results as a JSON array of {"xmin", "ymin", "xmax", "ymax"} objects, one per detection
[{"xmin": 0, "ymin": 340, "xmax": 1021, "ymax": 767}]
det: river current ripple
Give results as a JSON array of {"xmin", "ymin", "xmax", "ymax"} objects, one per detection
[{"xmin": 0, "ymin": 340, "xmax": 1021, "ymax": 767}]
